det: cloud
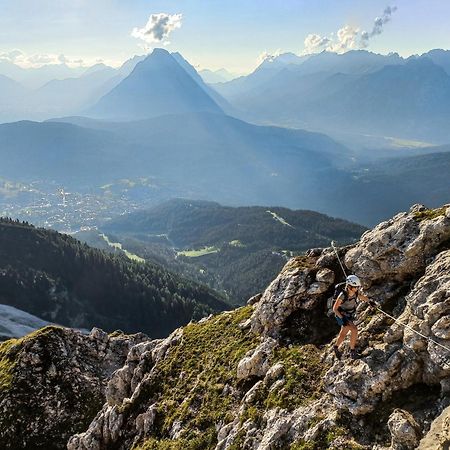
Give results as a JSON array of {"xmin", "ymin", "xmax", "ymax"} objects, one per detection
[
  {"xmin": 303, "ymin": 34, "xmax": 331, "ymax": 54},
  {"xmin": 257, "ymin": 49, "xmax": 283, "ymax": 64},
  {"xmin": 361, "ymin": 5, "xmax": 398, "ymax": 47},
  {"xmin": 0, "ymin": 49, "xmax": 24, "ymax": 63},
  {"xmin": 28, "ymin": 54, "xmax": 55, "ymax": 65},
  {"xmin": 0, "ymin": 49, "xmax": 87, "ymax": 68},
  {"xmin": 302, "ymin": 25, "xmax": 361, "ymax": 55},
  {"xmin": 302, "ymin": 5, "xmax": 397, "ymax": 55},
  {"xmin": 331, "ymin": 25, "xmax": 361, "ymax": 52},
  {"xmin": 131, "ymin": 13, "xmax": 182, "ymax": 46}
]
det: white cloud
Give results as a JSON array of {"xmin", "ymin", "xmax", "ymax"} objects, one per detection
[
  {"xmin": 0, "ymin": 49, "xmax": 90, "ymax": 68},
  {"xmin": 0, "ymin": 49, "xmax": 24, "ymax": 63},
  {"xmin": 303, "ymin": 34, "xmax": 331, "ymax": 54},
  {"xmin": 0, "ymin": 48, "xmax": 126, "ymax": 69},
  {"xmin": 131, "ymin": 13, "xmax": 182, "ymax": 46},
  {"xmin": 28, "ymin": 54, "xmax": 55, "ymax": 65},
  {"xmin": 257, "ymin": 49, "xmax": 282, "ymax": 64},
  {"xmin": 331, "ymin": 25, "xmax": 361, "ymax": 52},
  {"xmin": 302, "ymin": 5, "xmax": 397, "ymax": 55}
]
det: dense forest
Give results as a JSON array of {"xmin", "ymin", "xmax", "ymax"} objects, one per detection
[
  {"xmin": 101, "ymin": 200, "xmax": 367, "ymax": 304},
  {"xmin": 0, "ymin": 218, "xmax": 228, "ymax": 337},
  {"xmin": 104, "ymin": 199, "xmax": 366, "ymax": 249}
]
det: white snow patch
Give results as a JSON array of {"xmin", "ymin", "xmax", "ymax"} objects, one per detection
[{"xmin": 0, "ymin": 304, "xmax": 51, "ymax": 339}]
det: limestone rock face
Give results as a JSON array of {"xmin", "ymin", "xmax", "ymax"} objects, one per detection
[
  {"xmin": 418, "ymin": 405, "xmax": 450, "ymax": 449},
  {"xmin": 316, "ymin": 268, "xmax": 335, "ymax": 284},
  {"xmin": 345, "ymin": 205, "xmax": 450, "ymax": 285},
  {"xmin": 388, "ymin": 409, "xmax": 421, "ymax": 450},
  {"xmin": 0, "ymin": 326, "xmax": 146, "ymax": 450},
  {"xmin": 323, "ymin": 250, "xmax": 450, "ymax": 417},
  {"xmin": 68, "ymin": 327, "xmax": 184, "ymax": 450},
  {"xmin": 60, "ymin": 206, "xmax": 450, "ymax": 449},
  {"xmin": 237, "ymin": 338, "xmax": 277, "ymax": 380},
  {"xmin": 324, "ymin": 346, "xmax": 420, "ymax": 416},
  {"xmin": 251, "ymin": 257, "xmax": 336, "ymax": 337},
  {"xmin": 400, "ymin": 250, "xmax": 450, "ymax": 380}
]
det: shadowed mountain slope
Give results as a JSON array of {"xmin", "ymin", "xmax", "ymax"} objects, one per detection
[{"xmin": 0, "ymin": 218, "xmax": 228, "ymax": 337}]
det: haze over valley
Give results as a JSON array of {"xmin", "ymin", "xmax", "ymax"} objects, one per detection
[{"xmin": 1, "ymin": 46, "xmax": 450, "ymax": 230}]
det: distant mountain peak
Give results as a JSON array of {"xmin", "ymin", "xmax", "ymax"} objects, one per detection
[
  {"xmin": 151, "ymin": 47, "xmax": 171, "ymax": 56},
  {"xmin": 131, "ymin": 48, "xmax": 178, "ymax": 72},
  {"xmin": 88, "ymin": 49, "xmax": 223, "ymax": 120}
]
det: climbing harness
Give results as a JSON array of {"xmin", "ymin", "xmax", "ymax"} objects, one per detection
[{"xmin": 330, "ymin": 241, "xmax": 450, "ymax": 368}]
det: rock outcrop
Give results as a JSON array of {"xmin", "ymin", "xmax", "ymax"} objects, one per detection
[
  {"xmin": 418, "ymin": 405, "xmax": 450, "ymax": 449},
  {"xmin": 0, "ymin": 326, "xmax": 146, "ymax": 449},
  {"xmin": 3, "ymin": 204, "xmax": 450, "ymax": 449}
]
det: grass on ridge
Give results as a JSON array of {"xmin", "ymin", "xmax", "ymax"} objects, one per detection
[{"xmin": 133, "ymin": 306, "xmax": 258, "ymax": 449}]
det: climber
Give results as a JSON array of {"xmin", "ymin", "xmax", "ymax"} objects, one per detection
[{"xmin": 332, "ymin": 274, "xmax": 375, "ymax": 360}]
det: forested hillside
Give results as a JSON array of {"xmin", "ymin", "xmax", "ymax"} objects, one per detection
[
  {"xmin": 0, "ymin": 218, "xmax": 228, "ymax": 337},
  {"xmin": 101, "ymin": 199, "xmax": 366, "ymax": 304}
]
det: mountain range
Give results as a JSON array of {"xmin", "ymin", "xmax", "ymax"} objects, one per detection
[
  {"xmin": 2, "ymin": 48, "xmax": 450, "ymax": 142},
  {"xmin": 0, "ymin": 59, "xmax": 87, "ymax": 89},
  {"xmin": 199, "ymin": 68, "xmax": 239, "ymax": 83},
  {"xmin": 0, "ymin": 55, "xmax": 145, "ymax": 121},
  {"xmin": 1, "ymin": 48, "xmax": 449, "ymax": 227},
  {"xmin": 2, "ymin": 48, "xmax": 450, "ymax": 143},
  {"xmin": 213, "ymin": 49, "xmax": 450, "ymax": 143}
]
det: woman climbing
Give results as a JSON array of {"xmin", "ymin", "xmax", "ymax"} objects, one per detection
[{"xmin": 332, "ymin": 274, "xmax": 374, "ymax": 359}]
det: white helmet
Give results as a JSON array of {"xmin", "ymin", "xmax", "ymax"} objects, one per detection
[{"xmin": 346, "ymin": 275, "xmax": 362, "ymax": 287}]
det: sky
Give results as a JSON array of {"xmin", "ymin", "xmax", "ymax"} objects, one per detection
[{"xmin": 0, "ymin": 0, "xmax": 449, "ymax": 73}]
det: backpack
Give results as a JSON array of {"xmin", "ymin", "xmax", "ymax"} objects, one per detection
[{"xmin": 326, "ymin": 282, "xmax": 347, "ymax": 317}]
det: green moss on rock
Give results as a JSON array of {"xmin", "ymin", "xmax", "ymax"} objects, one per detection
[
  {"xmin": 0, "ymin": 326, "xmax": 63, "ymax": 394},
  {"xmin": 134, "ymin": 306, "xmax": 258, "ymax": 449},
  {"xmin": 134, "ymin": 429, "xmax": 216, "ymax": 450},
  {"xmin": 132, "ymin": 309, "xmax": 327, "ymax": 449},
  {"xmin": 282, "ymin": 256, "xmax": 316, "ymax": 274},
  {"xmin": 0, "ymin": 339, "xmax": 18, "ymax": 392},
  {"xmin": 264, "ymin": 345, "xmax": 325, "ymax": 411},
  {"xmin": 413, "ymin": 207, "xmax": 447, "ymax": 222},
  {"xmin": 290, "ymin": 425, "xmax": 363, "ymax": 450}
]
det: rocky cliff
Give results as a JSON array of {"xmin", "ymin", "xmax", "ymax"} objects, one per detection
[
  {"xmin": 1, "ymin": 204, "xmax": 450, "ymax": 449},
  {"xmin": 0, "ymin": 326, "xmax": 147, "ymax": 449}
]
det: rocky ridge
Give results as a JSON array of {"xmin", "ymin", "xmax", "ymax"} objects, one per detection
[
  {"xmin": 0, "ymin": 326, "xmax": 147, "ymax": 449},
  {"xmin": 1, "ymin": 204, "xmax": 450, "ymax": 449}
]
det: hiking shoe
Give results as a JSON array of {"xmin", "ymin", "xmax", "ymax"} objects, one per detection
[
  {"xmin": 333, "ymin": 346, "xmax": 342, "ymax": 360},
  {"xmin": 350, "ymin": 349, "xmax": 360, "ymax": 360}
]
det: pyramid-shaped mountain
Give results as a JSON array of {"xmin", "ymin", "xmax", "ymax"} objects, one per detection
[{"xmin": 88, "ymin": 48, "xmax": 223, "ymax": 120}]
